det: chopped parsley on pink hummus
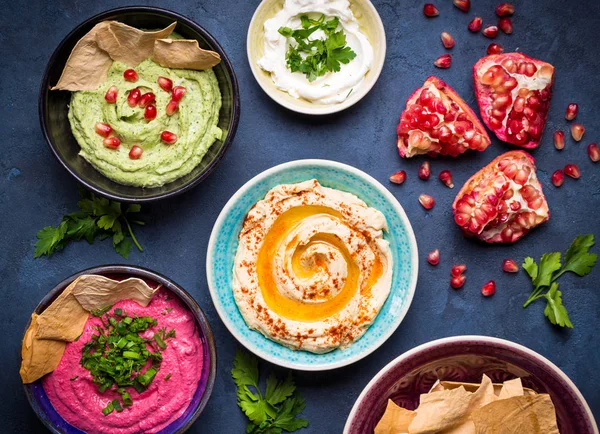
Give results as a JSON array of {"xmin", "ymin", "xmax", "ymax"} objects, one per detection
[{"xmin": 42, "ymin": 289, "xmax": 203, "ymax": 434}]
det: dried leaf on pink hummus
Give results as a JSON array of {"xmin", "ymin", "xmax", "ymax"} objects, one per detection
[
  {"xmin": 20, "ymin": 314, "xmax": 66, "ymax": 384},
  {"xmin": 153, "ymin": 39, "xmax": 221, "ymax": 70},
  {"xmin": 71, "ymin": 274, "xmax": 159, "ymax": 311}
]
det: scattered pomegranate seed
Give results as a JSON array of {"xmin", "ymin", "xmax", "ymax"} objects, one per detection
[
  {"xmin": 450, "ymin": 274, "xmax": 466, "ymax": 289},
  {"xmin": 487, "ymin": 43, "xmax": 504, "ymax": 55},
  {"xmin": 441, "ymin": 32, "xmax": 455, "ymax": 49},
  {"xmin": 419, "ymin": 194, "xmax": 435, "ymax": 210},
  {"xmin": 551, "ymin": 169, "xmax": 564, "ymax": 187},
  {"xmin": 158, "ymin": 76, "xmax": 173, "ymax": 92},
  {"xmin": 127, "ymin": 88, "xmax": 141, "ymax": 107},
  {"xmin": 166, "ymin": 100, "xmax": 179, "ymax": 116},
  {"xmin": 423, "ymin": 3, "xmax": 439, "ymax": 17},
  {"xmin": 123, "ymin": 69, "xmax": 138, "ymax": 82},
  {"xmin": 129, "ymin": 145, "xmax": 143, "ymax": 160},
  {"xmin": 588, "ymin": 143, "xmax": 600, "ymax": 162},
  {"xmin": 418, "ymin": 161, "xmax": 431, "ymax": 180},
  {"xmin": 498, "ymin": 17, "xmax": 513, "ymax": 34},
  {"xmin": 144, "ymin": 104, "xmax": 157, "ymax": 121},
  {"xmin": 453, "ymin": 0, "xmax": 470, "ymax": 12},
  {"xmin": 103, "ymin": 137, "xmax": 120, "ymax": 149},
  {"xmin": 104, "ymin": 86, "xmax": 118, "ymax": 103},
  {"xmin": 451, "ymin": 264, "xmax": 467, "ymax": 277},
  {"xmin": 565, "ymin": 103, "xmax": 578, "ymax": 121},
  {"xmin": 439, "ymin": 170, "xmax": 454, "ymax": 188},
  {"xmin": 571, "ymin": 123, "xmax": 585, "ymax": 141},
  {"xmin": 553, "ymin": 130, "xmax": 565, "ymax": 150},
  {"xmin": 138, "ymin": 92, "xmax": 156, "ymax": 108},
  {"xmin": 389, "ymin": 170, "xmax": 407, "ymax": 185},
  {"xmin": 496, "ymin": 2, "xmax": 514, "ymax": 16},
  {"xmin": 427, "ymin": 249, "xmax": 440, "ymax": 266},
  {"xmin": 434, "ymin": 54, "xmax": 452, "ymax": 68},
  {"xmin": 172, "ymin": 86, "xmax": 187, "ymax": 102},
  {"xmin": 564, "ymin": 163, "xmax": 581, "ymax": 179},
  {"xmin": 161, "ymin": 131, "xmax": 178, "ymax": 144},
  {"xmin": 468, "ymin": 17, "xmax": 483, "ymax": 32},
  {"xmin": 94, "ymin": 122, "xmax": 112, "ymax": 137},
  {"xmin": 482, "ymin": 25, "xmax": 499, "ymax": 38},
  {"xmin": 481, "ymin": 280, "xmax": 496, "ymax": 296},
  {"xmin": 502, "ymin": 259, "xmax": 519, "ymax": 273}
]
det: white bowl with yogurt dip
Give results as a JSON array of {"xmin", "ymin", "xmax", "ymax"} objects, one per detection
[{"xmin": 247, "ymin": 0, "xmax": 386, "ymax": 115}]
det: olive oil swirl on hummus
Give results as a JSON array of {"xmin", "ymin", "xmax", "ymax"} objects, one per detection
[{"xmin": 233, "ymin": 180, "xmax": 393, "ymax": 353}]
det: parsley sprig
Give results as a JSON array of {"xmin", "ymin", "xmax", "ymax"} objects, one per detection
[
  {"xmin": 34, "ymin": 188, "xmax": 144, "ymax": 259},
  {"xmin": 278, "ymin": 15, "xmax": 357, "ymax": 82},
  {"xmin": 232, "ymin": 350, "xmax": 308, "ymax": 434},
  {"xmin": 522, "ymin": 234, "xmax": 598, "ymax": 328}
]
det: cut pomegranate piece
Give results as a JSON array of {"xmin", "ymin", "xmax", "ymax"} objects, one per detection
[
  {"xmin": 427, "ymin": 249, "xmax": 440, "ymax": 265},
  {"xmin": 487, "ymin": 43, "xmax": 504, "ymax": 55},
  {"xmin": 451, "ymin": 264, "xmax": 467, "ymax": 277},
  {"xmin": 551, "ymin": 169, "xmax": 564, "ymax": 187},
  {"xmin": 452, "ymin": 150, "xmax": 549, "ymax": 243},
  {"xmin": 453, "ymin": 0, "xmax": 470, "ymax": 12},
  {"xmin": 553, "ymin": 130, "xmax": 565, "ymax": 150},
  {"xmin": 419, "ymin": 194, "xmax": 435, "ymax": 210},
  {"xmin": 565, "ymin": 103, "xmax": 578, "ymax": 121},
  {"xmin": 481, "ymin": 280, "xmax": 496, "ymax": 296},
  {"xmin": 160, "ymin": 131, "xmax": 178, "ymax": 144},
  {"xmin": 441, "ymin": 32, "xmax": 455, "ymax": 49},
  {"xmin": 450, "ymin": 274, "xmax": 466, "ymax": 289},
  {"xmin": 588, "ymin": 143, "xmax": 600, "ymax": 162},
  {"xmin": 571, "ymin": 123, "xmax": 584, "ymax": 141},
  {"xmin": 564, "ymin": 163, "xmax": 580, "ymax": 179},
  {"xmin": 166, "ymin": 100, "xmax": 179, "ymax": 116},
  {"xmin": 104, "ymin": 86, "xmax": 118, "ymax": 103},
  {"xmin": 103, "ymin": 137, "xmax": 120, "ymax": 149},
  {"xmin": 172, "ymin": 86, "xmax": 187, "ymax": 102},
  {"xmin": 434, "ymin": 54, "xmax": 452, "ymax": 69},
  {"xmin": 397, "ymin": 76, "xmax": 491, "ymax": 158},
  {"xmin": 418, "ymin": 161, "xmax": 431, "ymax": 180},
  {"xmin": 127, "ymin": 88, "xmax": 141, "ymax": 107},
  {"xmin": 144, "ymin": 104, "xmax": 157, "ymax": 121},
  {"xmin": 473, "ymin": 52, "xmax": 555, "ymax": 149},
  {"xmin": 158, "ymin": 76, "xmax": 173, "ymax": 92},
  {"xmin": 482, "ymin": 25, "xmax": 499, "ymax": 38},
  {"xmin": 423, "ymin": 4, "xmax": 439, "ymax": 17},
  {"xmin": 389, "ymin": 170, "xmax": 406, "ymax": 184},
  {"xmin": 138, "ymin": 92, "xmax": 156, "ymax": 108},
  {"xmin": 502, "ymin": 259, "xmax": 519, "ymax": 273},
  {"xmin": 495, "ymin": 2, "xmax": 514, "ymax": 16},
  {"xmin": 129, "ymin": 145, "xmax": 143, "ymax": 160},
  {"xmin": 498, "ymin": 17, "xmax": 513, "ymax": 34},
  {"xmin": 123, "ymin": 69, "xmax": 138, "ymax": 82},
  {"xmin": 439, "ymin": 170, "xmax": 454, "ymax": 188},
  {"xmin": 468, "ymin": 17, "xmax": 483, "ymax": 32},
  {"xmin": 94, "ymin": 122, "xmax": 112, "ymax": 137}
]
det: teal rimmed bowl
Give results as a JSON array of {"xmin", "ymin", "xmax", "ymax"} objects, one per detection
[{"xmin": 206, "ymin": 160, "xmax": 418, "ymax": 370}]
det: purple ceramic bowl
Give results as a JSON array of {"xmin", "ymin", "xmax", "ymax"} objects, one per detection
[
  {"xmin": 23, "ymin": 265, "xmax": 217, "ymax": 434},
  {"xmin": 344, "ymin": 336, "xmax": 598, "ymax": 434}
]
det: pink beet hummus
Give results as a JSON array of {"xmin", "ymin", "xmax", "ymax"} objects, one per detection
[{"xmin": 42, "ymin": 289, "xmax": 204, "ymax": 434}]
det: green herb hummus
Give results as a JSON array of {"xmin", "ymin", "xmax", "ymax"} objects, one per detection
[{"xmin": 68, "ymin": 58, "xmax": 222, "ymax": 187}]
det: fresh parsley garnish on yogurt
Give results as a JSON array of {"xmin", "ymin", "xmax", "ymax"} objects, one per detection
[{"xmin": 278, "ymin": 15, "xmax": 357, "ymax": 82}]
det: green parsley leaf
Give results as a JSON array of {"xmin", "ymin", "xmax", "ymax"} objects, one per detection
[
  {"xmin": 114, "ymin": 238, "xmax": 133, "ymax": 259},
  {"xmin": 544, "ymin": 283, "xmax": 573, "ymax": 328},
  {"xmin": 272, "ymin": 395, "xmax": 308, "ymax": 431},
  {"xmin": 232, "ymin": 349, "xmax": 260, "ymax": 389},
  {"xmin": 554, "ymin": 234, "xmax": 598, "ymax": 279},
  {"xmin": 34, "ymin": 222, "xmax": 68, "ymax": 258},
  {"xmin": 522, "ymin": 257, "xmax": 538, "ymax": 280},
  {"xmin": 533, "ymin": 252, "xmax": 561, "ymax": 289},
  {"xmin": 265, "ymin": 373, "xmax": 296, "ymax": 406}
]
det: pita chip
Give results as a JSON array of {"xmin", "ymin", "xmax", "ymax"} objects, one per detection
[
  {"xmin": 71, "ymin": 274, "xmax": 158, "ymax": 311},
  {"xmin": 498, "ymin": 378, "xmax": 524, "ymax": 399},
  {"xmin": 433, "ymin": 379, "xmax": 536, "ymax": 397},
  {"xmin": 153, "ymin": 39, "xmax": 221, "ymax": 70},
  {"xmin": 20, "ymin": 314, "xmax": 66, "ymax": 384},
  {"xmin": 374, "ymin": 400, "xmax": 416, "ymax": 434}
]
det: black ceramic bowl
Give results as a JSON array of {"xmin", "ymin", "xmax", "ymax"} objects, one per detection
[
  {"xmin": 23, "ymin": 265, "xmax": 217, "ymax": 433},
  {"xmin": 40, "ymin": 7, "xmax": 240, "ymax": 203}
]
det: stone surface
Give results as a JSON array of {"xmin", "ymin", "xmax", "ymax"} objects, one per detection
[{"xmin": 1, "ymin": 0, "xmax": 599, "ymax": 432}]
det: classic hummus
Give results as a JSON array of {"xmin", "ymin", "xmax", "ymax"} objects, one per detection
[
  {"xmin": 42, "ymin": 289, "xmax": 204, "ymax": 434},
  {"xmin": 69, "ymin": 58, "xmax": 222, "ymax": 187},
  {"xmin": 233, "ymin": 180, "xmax": 393, "ymax": 353}
]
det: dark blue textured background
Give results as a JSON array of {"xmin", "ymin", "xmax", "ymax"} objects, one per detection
[{"xmin": 1, "ymin": 0, "xmax": 599, "ymax": 432}]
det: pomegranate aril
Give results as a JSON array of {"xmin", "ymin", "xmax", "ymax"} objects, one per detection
[
  {"xmin": 434, "ymin": 54, "xmax": 452, "ymax": 68},
  {"xmin": 103, "ymin": 137, "xmax": 120, "ymax": 149},
  {"xmin": 551, "ymin": 170, "xmax": 564, "ymax": 187},
  {"xmin": 553, "ymin": 130, "xmax": 565, "ymax": 150},
  {"xmin": 160, "ymin": 131, "xmax": 178, "ymax": 145},
  {"xmin": 481, "ymin": 280, "xmax": 496, "ymax": 296},
  {"xmin": 571, "ymin": 123, "xmax": 584, "ymax": 141},
  {"xmin": 450, "ymin": 274, "xmax": 466, "ymax": 289},
  {"xmin": 127, "ymin": 88, "xmax": 141, "ymax": 107},
  {"xmin": 172, "ymin": 86, "xmax": 187, "ymax": 102},
  {"xmin": 439, "ymin": 170, "xmax": 454, "ymax": 188},
  {"xmin": 389, "ymin": 170, "xmax": 407, "ymax": 185},
  {"xmin": 427, "ymin": 249, "xmax": 440, "ymax": 266},
  {"xmin": 123, "ymin": 69, "xmax": 138, "ymax": 82},
  {"xmin": 418, "ymin": 161, "xmax": 431, "ymax": 180},
  {"xmin": 498, "ymin": 17, "xmax": 513, "ymax": 34},
  {"xmin": 482, "ymin": 25, "xmax": 499, "ymax": 38},
  {"xmin": 451, "ymin": 264, "xmax": 467, "ymax": 277},
  {"xmin": 166, "ymin": 100, "xmax": 179, "ymax": 116},
  {"xmin": 564, "ymin": 163, "xmax": 581, "ymax": 179},
  {"xmin": 419, "ymin": 194, "xmax": 435, "ymax": 210},
  {"xmin": 487, "ymin": 43, "xmax": 504, "ymax": 55},
  {"xmin": 94, "ymin": 122, "xmax": 112, "ymax": 137},
  {"xmin": 441, "ymin": 32, "xmax": 455, "ymax": 49},
  {"xmin": 158, "ymin": 76, "xmax": 173, "ymax": 92},
  {"xmin": 129, "ymin": 145, "xmax": 143, "ymax": 160},
  {"xmin": 588, "ymin": 143, "xmax": 600, "ymax": 162},
  {"xmin": 138, "ymin": 92, "xmax": 156, "ymax": 108},
  {"xmin": 104, "ymin": 86, "xmax": 118, "ymax": 103},
  {"xmin": 453, "ymin": 0, "xmax": 470, "ymax": 12},
  {"xmin": 144, "ymin": 104, "xmax": 157, "ymax": 121},
  {"xmin": 495, "ymin": 2, "xmax": 514, "ymax": 16},
  {"xmin": 423, "ymin": 3, "xmax": 439, "ymax": 17},
  {"xmin": 468, "ymin": 17, "xmax": 482, "ymax": 32},
  {"xmin": 502, "ymin": 259, "xmax": 519, "ymax": 273},
  {"xmin": 565, "ymin": 103, "xmax": 578, "ymax": 121}
]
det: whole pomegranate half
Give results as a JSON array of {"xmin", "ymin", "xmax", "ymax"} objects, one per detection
[
  {"xmin": 473, "ymin": 53, "xmax": 555, "ymax": 149},
  {"xmin": 397, "ymin": 76, "xmax": 491, "ymax": 158},
  {"xmin": 452, "ymin": 151, "xmax": 549, "ymax": 243}
]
